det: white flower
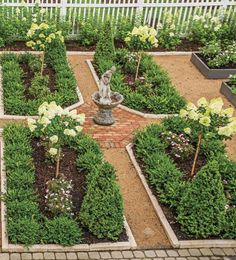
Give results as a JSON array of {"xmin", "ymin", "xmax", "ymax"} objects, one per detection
[
  {"xmin": 39, "ymin": 116, "xmax": 51, "ymax": 126},
  {"xmin": 40, "ymin": 8, "xmax": 46, "ymax": 14},
  {"xmin": 184, "ymin": 128, "xmax": 191, "ymax": 134},
  {"xmin": 32, "ymin": 18, "xmax": 37, "ymax": 23},
  {"xmin": 75, "ymin": 126, "xmax": 83, "ymax": 132},
  {"xmin": 64, "ymin": 129, "xmax": 77, "ymax": 137},
  {"xmin": 69, "ymin": 109, "xmax": 78, "ymax": 119},
  {"xmin": 16, "ymin": 7, "xmax": 21, "ymax": 14},
  {"xmin": 50, "ymin": 135, "xmax": 58, "ymax": 144},
  {"xmin": 169, "ymin": 32, "xmax": 175, "ymax": 37},
  {"xmin": 49, "ymin": 148, "xmax": 58, "ymax": 156},
  {"xmin": 76, "ymin": 113, "xmax": 85, "ymax": 124},
  {"xmin": 22, "ymin": 17, "xmax": 27, "ymax": 22},
  {"xmin": 27, "ymin": 118, "xmax": 37, "ymax": 132}
]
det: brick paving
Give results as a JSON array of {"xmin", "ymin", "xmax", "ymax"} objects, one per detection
[
  {"xmin": 1, "ymin": 248, "xmax": 236, "ymax": 259},
  {"xmin": 76, "ymin": 102, "xmax": 158, "ymax": 149}
]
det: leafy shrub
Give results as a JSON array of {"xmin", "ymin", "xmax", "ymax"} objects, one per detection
[
  {"xmin": 144, "ymin": 152, "xmax": 183, "ymax": 207},
  {"xmin": 76, "ymin": 151, "xmax": 103, "ymax": 173},
  {"xmin": 80, "ymin": 162, "xmax": 124, "ymax": 240},
  {"xmin": 158, "ymin": 12, "xmax": 181, "ymax": 50},
  {"xmin": 201, "ymin": 40, "xmax": 236, "ymax": 68},
  {"xmin": 223, "ymin": 208, "xmax": 236, "ymax": 239},
  {"xmin": 77, "ymin": 18, "xmax": 100, "ymax": 46},
  {"xmin": 177, "ymin": 161, "xmax": 226, "ymax": 238},
  {"xmin": 29, "ymin": 73, "xmax": 50, "ymax": 98},
  {"xmin": 94, "ymin": 21, "xmax": 115, "ymax": 64},
  {"xmin": 7, "ymin": 218, "xmax": 41, "ymax": 245},
  {"xmin": 43, "ymin": 216, "xmax": 82, "ymax": 246}
]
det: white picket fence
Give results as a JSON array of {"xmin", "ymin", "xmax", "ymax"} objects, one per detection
[{"xmin": 0, "ymin": 0, "xmax": 235, "ymax": 35}]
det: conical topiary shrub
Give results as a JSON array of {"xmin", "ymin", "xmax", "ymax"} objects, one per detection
[
  {"xmin": 79, "ymin": 162, "xmax": 124, "ymax": 240},
  {"xmin": 94, "ymin": 20, "xmax": 115, "ymax": 66},
  {"xmin": 177, "ymin": 160, "xmax": 226, "ymax": 238}
]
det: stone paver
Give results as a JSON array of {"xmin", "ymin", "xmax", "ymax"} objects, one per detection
[
  {"xmin": 2, "ymin": 249, "xmax": 236, "ymax": 260},
  {"xmin": 189, "ymin": 249, "xmax": 202, "ymax": 257}
]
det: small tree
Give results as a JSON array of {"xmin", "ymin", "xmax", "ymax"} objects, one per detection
[
  {"xmin": 177, "ymin": 160, "xmax": 227, "ymax": 238},
  {"xmin": 125, "ymin": 25, "xmax": 158, "ymax": 80},
  {"xmin": 26, "ymin": 23, "xmax": 64, "ymax": 75},
  {"xmin": 28, "ymin": 101, "xmax": 85, "ymax": 178},
  {"xmin": 179, "ymin": 97, "xmax": 236, "ymax": 177},
  {"xmin": 80, "ymin": 162, "xmax": 124, "ymax": 240}
]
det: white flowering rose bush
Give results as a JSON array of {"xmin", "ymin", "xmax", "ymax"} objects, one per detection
[
  {"xmin": 179, "ymin": 97, "xmax": 236, "ymax": 176},
  {"xmin": 26, "ymin": 22, "xmax": 64, "ymax": 75},
  {"xmin": 124, "ymin": 25, "xmax": 158, "ymax": 80},
  {"xmin": 28, "ymin": 101, "xmax": 85, "ymax": 176}
]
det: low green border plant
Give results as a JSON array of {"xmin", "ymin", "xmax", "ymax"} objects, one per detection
[{"xmin": 0, "ymin": 40, "xmax": 78, "ymax": 115}]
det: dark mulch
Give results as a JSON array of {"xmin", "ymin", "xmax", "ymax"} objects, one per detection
[
  {"xmin": 196, "ymin": 53, "xmax": 236, "ymax": 70},
  {"xmin": 20, "ymin": 61, "xmax": 56, "ymax": 100},
  {"xmin": 31, "ymin": 138, "xmax": 128, "ymax": 244},
  {"xmin": 0, "ymin": 39, "xmax": 201, "ymax": 52},
  {"xmin": 132, "ymin": 143, "xmax": 221, "ymax": 240}
]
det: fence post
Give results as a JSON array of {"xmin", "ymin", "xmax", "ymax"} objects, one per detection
[
  {"xmin": 135, "ymin": 0, "xmax": 144, "ymax": 26},
  {"xmin": 60, "ymin": 0, "xmax": 67, "ymax": 19}
]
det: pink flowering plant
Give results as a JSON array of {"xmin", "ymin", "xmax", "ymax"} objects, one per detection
[
  {"xmin": 161, "ymin": 131, "xmax": 194, "ymax": 159},
  {"xmin": 45, "ymin": 177, "xmax": 73, "ymax": 216}
]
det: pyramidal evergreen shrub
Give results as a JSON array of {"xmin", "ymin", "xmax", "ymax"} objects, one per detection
[
  {"xmin": 94, "ymin": 20, "xmax": 115, "ymax": 66},
  {"xmin": 79, "ymin": 162, "xmax": 124, "ymax": 240},
  {"xmin": 177, "ymin": 160, "xmax": 226, "ymax": 238}
]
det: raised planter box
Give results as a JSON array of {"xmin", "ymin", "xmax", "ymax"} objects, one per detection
[
  {"xmin": 220, "ymin": 81, "xmax": 236, "ymax": 107},
  {"xmin": 0, "ymin": 130, "xmax": 136, "ymax": 252},
  {"xmin": 86, "ymin": 59, "xmax": 177, "ymax": 119},
  {"xmin": 126, "ymin": 143, "xmax": 236, "ymax": 249},
  {"xmin": 191, "ymin": 53, "xmax": 236, "ymax": 79}
]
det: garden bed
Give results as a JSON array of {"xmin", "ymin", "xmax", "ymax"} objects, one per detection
[
  {"xmin": 191, "ymin": 53, "xmax": 236, "ymax": 79},
  {"xmin": 0, "ymin": 42, "xmax": 83, "ymax": 119},
  {"xmin": 220, "ymin": 81, "xmax": 236, "ymax": 107},
  {"xmin": 127, "ymin": 112, "xmax": 236, "ymax": 248},
  {"xmin": 0, "ymin": 126, "xmax": 136, "ymax": 252}
]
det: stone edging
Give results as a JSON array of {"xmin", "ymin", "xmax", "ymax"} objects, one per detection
[
  {"xmin": 86, "ymin": 59, "xmax": 177, "ymax": 119},
  {"xmin": 0, "ymin": 55, "xmax": 84, "ymax": 120},
  {"xmin": 0, "ymin": 129, "xmax": 137, "ymax": 252},
  {"xmin": 126, "ymin": 143, "xmax": 236, "ymax": 249}
]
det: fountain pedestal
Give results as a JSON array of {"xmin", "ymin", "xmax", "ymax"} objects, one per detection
[{"xmin": 92, "ymin": 91, "xmax": 124, "ymax": 126}]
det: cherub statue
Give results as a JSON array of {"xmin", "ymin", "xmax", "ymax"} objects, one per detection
[{"xmin": 99, "ymin": 66, "xmax": 116, "ymax": 105}]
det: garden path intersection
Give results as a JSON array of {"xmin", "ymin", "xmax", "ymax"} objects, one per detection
[{"xmin": 0, "ymin": 54, "xmax": 235, "ymax": 259}]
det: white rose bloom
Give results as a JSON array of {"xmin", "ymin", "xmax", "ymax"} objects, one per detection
[
  {"xmin": 50, "ymin": 135, "xmax": 58, "ymax": 144},
  {"xmin": 69, "ymin": 109, "xmax": 78, "ymax": 119},
  {"xmin": 69, "ymin": 129, "xmax": 76, "ymax": 137},
  {"xmin": 49, "ymin": 148, "xmax": 58, "ymax": 156},
  {"xmin": 29, "ymin": 123, "xmax": 37, "ymax": 132},
  {"xmin": 64, "ymin": 129, "xmax": 70, "ymax": 135}
]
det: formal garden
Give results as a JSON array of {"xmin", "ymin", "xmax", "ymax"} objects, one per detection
[{"xmin": 0, "ymin": 1, "xmax": 236, "ymax": 259}]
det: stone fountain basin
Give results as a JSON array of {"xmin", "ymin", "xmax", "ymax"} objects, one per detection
[{"xmin": 92, "ymin": 91, "xmax": 124, "ymax": 109}]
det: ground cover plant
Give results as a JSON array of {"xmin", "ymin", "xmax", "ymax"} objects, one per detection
[
  {"xmin": 133, "ymin": 97, "xmax": 236, "ymax": 239},
  {"xmin": 198, "ymin": 40, "xmax": 236, "ymax": 69},
  {"xmin": 228, "ymin": 74, "xmax": 236, "ymax": 94},
  {"xmin": 0, "ymin": 38, "xmax": 78, "ymax": 115},
  {"xmin": 93, "ymin": 21, "xmax": 186, "ymax": 114},
  {"xmin": 3, "ymin": 102, "xmax": 124, "ymax": 246}
]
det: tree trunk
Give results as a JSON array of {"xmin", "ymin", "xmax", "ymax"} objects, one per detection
[
  {"xmin": 55, "ymin": 148, "xmax": 61, "ymax": 178},
  {"xmin": 40, "ymin": 51, "xmax": 45, "ymax": 76},
  {"xmin": 135, "ymin": 52, "xmax": 142, "ymax": 81},
  {"xmin": 190, "ymin": 133, "xmax": 202, "ymax": 178}
]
